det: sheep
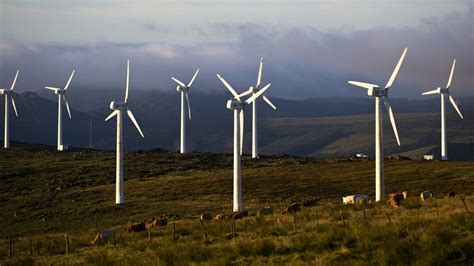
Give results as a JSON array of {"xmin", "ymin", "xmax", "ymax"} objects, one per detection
[
  {"xmin": 282, "ymin": 203, "xmax": 301, "ymax": 215},
  {"xmin": 388, "ymin": 193, "xmax": 404, "ymax": 208},
  {"xmin": 420, "ymin": 191, "xmax": 432, "ymax": 201},
  {"xmin": 91, "ymin": 229, "xmax": 116, "ymax": 245},
  {"xmin": 199, "ymin": 212, "xmax": 213, "ymax": 221},
  {"xmin": 257, "ymin": 206, "xmax": 273, "ymax": 216}
]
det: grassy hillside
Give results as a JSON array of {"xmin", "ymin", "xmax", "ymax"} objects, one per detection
[{"xmin": 0, "ymin": 144, "xmax": 473, "ymax": 264}]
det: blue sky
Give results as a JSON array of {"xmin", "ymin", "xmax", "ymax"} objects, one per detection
[{"xmin": 0, "ymin": 0, "xmax": 472, "ymax": 99}]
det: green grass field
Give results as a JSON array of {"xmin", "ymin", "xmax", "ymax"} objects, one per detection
[{"xmin": 0, "ymin": 144, "xmax": 473, "ymax": 264}]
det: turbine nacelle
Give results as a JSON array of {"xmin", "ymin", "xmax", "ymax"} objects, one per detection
[
  {"xmin": 176, "ymin": 85, "xmax": 189, "ymax": 92},
  {"xmin": 226, "ymin": 99, "xmax": 244, "ymax": 110},
  {"xmin": 367, "ymin": 87, "xmax": 386, "ymax": 97},
  {"xmin": 110, "ymin": 101, "xmax": 127, "ymax": 110}
]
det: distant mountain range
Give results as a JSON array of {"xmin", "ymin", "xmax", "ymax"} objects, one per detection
[{"xmin": 2, "ymin": 89, "xmax": 473, "ymax": 160}]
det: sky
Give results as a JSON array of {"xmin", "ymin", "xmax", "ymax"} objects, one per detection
[{"xmin": 0, "ymin": 0, "xmax": 472, "ymax": 99}]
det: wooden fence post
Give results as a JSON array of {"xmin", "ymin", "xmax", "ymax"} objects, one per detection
[
  {"xmin": 339, "ymin": 211, "xmax": 345, "ymax": 227},
  {"xmin": 383, "ymin": 209, "xmax": 392, "ymax": 223},
  {"xmin": 65, "ymin": 233, "xmax": 69, "ymax": 254},
  {"xmin": 363, "ymin": 207, "xmax": 367, "ymax": 225},
  {"xmin": 147, "ymin": 231, "xmax": 151, "ymax": 242},
  {"xmin": 316, "ymin": 211, "xmax": 320, "ymax": 228},
  {"xmin": 293, "ymin": 211, "xmax": 297, "ymax": 231},
  {"xmin": 460, "ymin": 196, "xmax": 470, "ymax": 214},
  {"xmin": 435, "ymin": 199, "xmax": 440, "ymax": 219},
  {"xmin": 29, "ymin": 239, "xmax": 33, "ymax": 256},
  {"xmin": 173, "ymin": 222, "xmax": 176, "ymax": 241},
  {"xmin": 36, "ymin": 241, "xmax": 41, "ymax": 255},
  {"xmin": 199, "ymin": 219, "xmax": 208, "ymax": 242},
  {"xmin": 8, "ymin": 235, "xmax": 12, "ymax": 258}
]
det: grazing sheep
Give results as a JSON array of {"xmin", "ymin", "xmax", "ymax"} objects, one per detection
[
  {"xmin": 342, "ymin": 195, "xmax": 356, "ymax": 204},
  {"xmin": 282, "ymin": 203, "xmax": 301, "ymax": 215},
  {"xmin": 303, "ymin": 199, "xmax": 318, "ymax": 207},
  {"xmin": 420, "ymin": 191, "xmax": 432, "ymax": 201},
  {"xmin": 200, "ymin": 212, "xmax": 213, "ymax": 221},
  {"xmin": 447, "ymin": 191, "xmax": 455, "ymax": 198},
  {"xmin": 257, "ymin": 206, "xmax": 273, "ymax": 216},
  {"xmin": 402, "ymin": 191, "xmax": 408, "ymax": 199},
  {"xmin": 127, "ymin": 222, "xmax": 146, "ymax": 232},
  {"xmin": 233, "ymin": 210, "xmax": 249, "ymax": 220},
  {"xmin": 91, "ymin": 229, "xmax": 116, "ymax": 245},
  {"xmin": 388, "ymin": 193, "xmax": 404, "ymax": 208},
  {"xmin": 355, "ymin": 195, "xmax": 369, "ymax": 205},
  {"xmin": 214, "ymin": 213, "xmax": 226, "ymax": 220}
]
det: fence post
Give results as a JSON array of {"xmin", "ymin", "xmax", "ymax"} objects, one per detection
[
  {"xmin": 316, "ymin": 211, "xmax": 320, "ymax": 228},
  {"xmin": 65, "ymin": 233, "xmax": 69, "ymax": 254},
  {"xmin": 8, "ymin": 235, "xmax": 12, "ymax": 258},
  {"xmin": 383, "ymin": 209, "xmax": 392, "ymax": 223},
  {"xmin": 363, "ymin": 207, "xmax": 367, "ymax": 225},
  {"xmin": 173, "ymin": 222, "xmax": 176, "ymax": 241},
  {"xmin": 460, "ymin": 196, "xmax": 470, "ymax": 214},
  {"xmin": 293, "ymin": 211, "xmax": 297, "ymax": 231},
  {"xmin": 435, "ymin": 199, "xmax": 440, "ymax": 219},
  {"xmin": 29, "ymin": 239, "xmax": 33, "ymax": 256},
  {"xmin": 417, "ymin": 200, "xmax": 421, "ymax": 219},
  {"xmin": 199, "ymin": 219, "xmax": 208, "ymax": 242},
  {"xmin": 339, "ymin": 210, "xmax": 345, "ymax": 227},
  {"xmin": 147, "ymin": 231, "xmax": 151, "ymax": 242},
  {"xmin": 36, "ymin": 241, "xmax": 41, "ymax": 255}
]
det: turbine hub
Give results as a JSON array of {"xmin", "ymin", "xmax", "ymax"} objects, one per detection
[
  {"xmin": 368, "ymin": 87, "xmax": 386, "ymax": 97},
  {"xmin": 226, "ymin": 99, "xmax": 244, "ymax": 110},
  {"xmin": 110, "ymin": 101, "xmax": 127, "ymax": 110},
  {"xmin": 0, "ymin": 89, "xmax": 6, "ymax": 95}
]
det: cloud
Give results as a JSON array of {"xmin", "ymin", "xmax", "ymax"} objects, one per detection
[{"xmin": 0, "ymin": 8, "xmax": 472, "ymax": 100}]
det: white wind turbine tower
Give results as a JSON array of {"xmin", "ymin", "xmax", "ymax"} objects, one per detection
[
  {"xmin": 171, "ymin": 68, "xmax": 199, "ymax": 153},
  {"xmin": 238, "ymin": 58, "xmax": 277, "ymax": 158},
  {"xmin": 422, "ymin": 59, "xmax": 463, "ymax": 161},
  {"xmin": 105, "ymin": 60, "xmax": 144, "ymax": 204},
  {"xmin": 45, "ymin": 70, "xmax": 75, "ymax": 151},
  {"xmin": 1, "ymin": 70, "xmax": 19, "ymax": 148},
  {"xmin": 217, "ymin": 74, "xmax": 271, "ymax": 212},
  {"xmin": 347, "ymin": 47, "xmax": 407, "ymax": 201}
]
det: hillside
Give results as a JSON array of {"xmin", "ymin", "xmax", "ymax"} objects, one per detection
[
  {"xmin": 3, "ymin": 90, "xmax": 474, "ymax": 159},
  {"xmin": 1, "ymin": 144, "xmax": 473, "ymax": 237}
]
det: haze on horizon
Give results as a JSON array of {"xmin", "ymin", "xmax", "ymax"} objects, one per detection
[{"xmin": 0, "ymin": 0, "xmax": 472, "ymax": 100}]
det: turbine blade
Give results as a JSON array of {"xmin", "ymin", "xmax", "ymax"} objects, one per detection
[
  {"xmin": 238, "ymin": 87, "xmax": 253, "ymax": 98},
  {"xmin": 256, "ymin": 57, "xmax": 263, "ymax": 88},
  {"xmin": 10, "ymin": 96, "xmax": 18, "ymax": 117},
  {"xmin": 10, "ymin": 70, "xmax": 19, "ymax": 91},
  {"xmin": 262, "ymin": 95, "xmax": 277, "ymax": 110},
  {"xmin": 245, "ymin": 83, "xmax": 270, "ymax": 104},
  {"xmin": 127, "ymin": 109, "xmax": 144, "ymax": 137},
  {"xmin": 125, "ymin": 60, "xmax": 130, "ymax": 103},
  {"xmin": 348, "ymin": 81, "xmax": 378, "ymax": 90},
  {"xmin": 384, "ymin": 97, "xmax": 401, "ymax": 146},
  {"xmin": 171, "ymin": 77, "xmax": 186, "ymax": 88},
  {"xmin": 446, "ymin": 59, "xmax": 456, "ymax": 89},
  {"xmin": 421, "ymin": 89, "xmax": 440, "ymax": 95},
  {"xmin": 448, "ymin": 94, "xmax": 463, "ymax": 119},
  {"xmin": 63, "ymin": 95, "xmax": 72, "ymax": 119},
  {"xmin": 187, "ymin": 68, "xmax": 199, "ymax": 87},
  {"xmin": 185, "ymin": 92, "xmax": 191, "ymax": 120},
  {"xmin": 105, "ymin": 110, "xmax": 118, "ymax": 121},
  {"xmin": 385, "ymin": 47, "xmax": 407, "ymax": 89},
  {"xmin": 64, "ymin": 69, "xmax": 75, "ymax": 91},
  {"xmin": 240, "ymin": 109, "xmax": 244, "ymax": 156},
  {"xmin": 217, "ymin": 74, "xmax": 240, "ymax": 100},
  {"xmin": 45, "ymin": 86, "xmax": 61, "ymax": 92}
]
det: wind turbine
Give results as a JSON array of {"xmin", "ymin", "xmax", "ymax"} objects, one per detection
[
  {"xmin": 217, "ymin": 74, "xmax": 271, "ymax": 212},
  {"xmin": 422, "ymin": 59, "xmax": 463, "ymax": 160},
  {"xmin": 347, "ymin": 47, "xmax": 407, "ymax": 201},
  {"xmin": 171, "ymin": 68, "xmax": 199, "ymax": 153},
  {"xmin": 105, "ymin": 60, "xmax": 144, "ymax": 204},
  {"xmin": 238, "ymin": 58, "xmax": 277, "ymax": 158},
  {"xmin": 45, "ymin": 70, "xmax": 75, "ymax": 151},
  {"xmin": 1, "ymin": 70, "xmax": 19, "ymax": 148}
]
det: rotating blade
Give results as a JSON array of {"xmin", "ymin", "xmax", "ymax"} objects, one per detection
[
  {"xmin": 187, "ymin": 68, "xmax": 200, "ymax": 87},
  {"xmin": 185, "ymin": 92, "xmax": 191, "ymax": 120},
  {"xmin": 447, "ymin": 59, "xmax": 456, "ymax": 89},
  {"xmin": 217, "ymin": 74, "xmax": 240, "ymax": 100},
  {"xmin": 105, "ymin": 110, "xmax": 119, "ymax": 121},
  {"xmin": 384, "ymin": 97, "xmax": 401, "ymax": 146},
  {"xmin": 262, "ymin": 95, "xmax": 277, "ymax": 110},
  {"xmin": 63, "ymin": 95, "xmax": 72, "ymax": 118},
  {"xmin": 256, "ymin": 57, "xmax": 263, "ymax": 88},
  {"xmin": 385, "ymin": 47, "xmax": 408, "ymax": 89},
  {"xmin": 10, "ymin": 70, "xmax": 19, "ymax": 91},
  {"xmin": 64, "ymin": 70, "xmax": 75, "ymax": 91},
  {"xmin": 238, "ymin": 87, "xmax": 253, "ymax": 98},
  {"xmin": 245, "ymin": 83, "xmax": 270, "ymax": 104},
  {"xmin": 127, "ymin": 109, "xmax": 144, "ymax": 137},
  {"xmin": 448, "ymin": 94, "xmax": 463, "ymax": 119},
  {"xmin": 421, "ymin": 88, "xmax": 440, "ymax": 95},
  {"xmin": 10, "ymin": 96, "xmax": 18, "ymax": 117},
  {"xmin": 45, "ymin": 86, "xmax": 61, "ymax": 92},
  {"xmin": 171, "ymin": 77, "xmax": 186, "ymax": 88},
  {"xmin": 348, "ymin": 81, "xmax": 378, "ymax": 90},
  {"xmin": 125, "ymin": 60, "xmax": 130, "ymax": 102}
]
